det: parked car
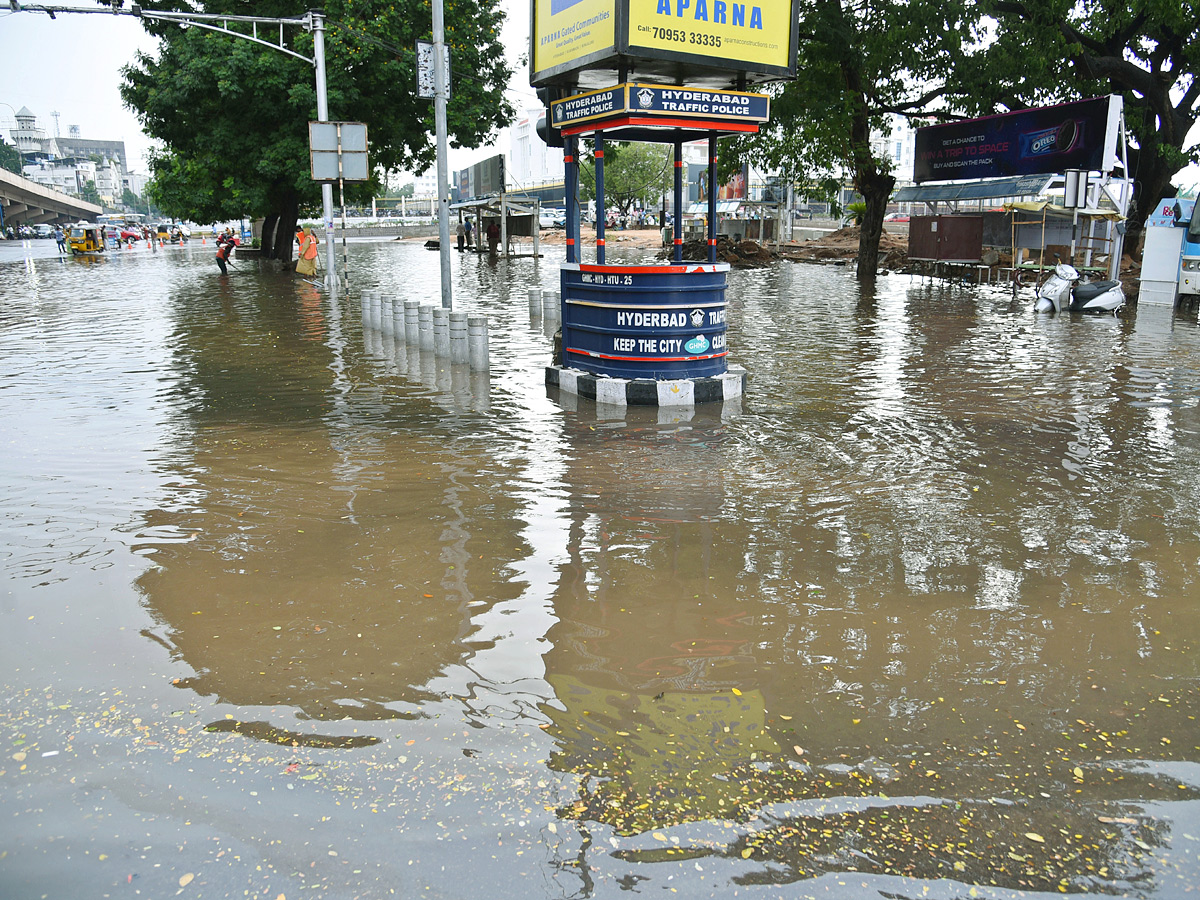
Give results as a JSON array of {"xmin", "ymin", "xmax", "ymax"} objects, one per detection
[
  {"xmin": 884, "ymin": 213, "xmax": 910, "ymax": 222},
  {"xmin": 539, "ymin": 209, "xmax": 566, "ymax": 229},
  {"xmin": 33, "ymin": 224, "xmax": 54, "ymax": 239}
]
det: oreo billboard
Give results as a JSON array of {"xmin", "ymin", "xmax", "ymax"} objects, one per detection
[{"xmin": 913, "ymin": 96, "xmax": 1123, "ymax": 183}]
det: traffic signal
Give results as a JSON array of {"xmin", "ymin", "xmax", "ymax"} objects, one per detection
[{"xmin": 535, "ymin": 87, "xmax": 565, "ymax": 149}]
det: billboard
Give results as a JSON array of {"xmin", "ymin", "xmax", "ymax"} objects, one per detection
[
  {"xmin": 913, "ymin": 96, "xmax": 1123, "ymax": 184},
  {"xmin": 551, "ymin": 83, "xmax": 770, "ymax": 131},
  {"xmin": 531, "ymin": 0, "xmax": 798, "ymax": 88}
]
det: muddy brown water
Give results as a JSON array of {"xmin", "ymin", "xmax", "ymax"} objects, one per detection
[{"xmin": 2, "ymin": 237, "xmax": 1199, "ymax": 898}]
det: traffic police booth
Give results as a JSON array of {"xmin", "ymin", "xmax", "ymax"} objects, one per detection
[{"xmin": 531, "ymin": 0, "xmax": 797, "ymax": 405}]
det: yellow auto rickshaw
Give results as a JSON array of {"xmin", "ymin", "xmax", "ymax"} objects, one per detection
[{"xmin": 68, "ymin": 223, "xmax": 107, "ymax": 255}]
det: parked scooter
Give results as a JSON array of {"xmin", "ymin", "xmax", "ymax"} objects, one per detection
[{"xmin": 1034, "ymin": 259, "xmax": 1125, "ymax": 314}]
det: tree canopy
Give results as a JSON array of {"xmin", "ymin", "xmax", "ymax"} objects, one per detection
[
  {"xmin": 951, "ymin": 0, "xmax": 1200, "ymax": 249},
  {"xmin": 0, "ymin": 138, "xmax": 23, "ymax": 175},
  {"xmin": 578, "ymin": 143, "xmax": 672, "ymax": 218},
  {"xmin": 729, "ymin": 0, "xmax": 966, "ymax": 280},
  {"xmin": 121, "ymin": 0, "xmax": 512, "ymax": 260}
]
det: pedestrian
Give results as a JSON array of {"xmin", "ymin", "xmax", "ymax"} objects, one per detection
[
  {"xmin": 215, "ymin": 234, "xmax": 234, "ymax": 275},
  {"xmin": 456, "ymin": 219, "xmax": 466, "ymax": 251},
  {"xmin": 486, "ymin": 220, "xmax": 500, "ymax": 254},
  {"xmin": 54, "ymin": 225, "xmax": 67, "ymax": 255},
  {"xmin": 464, "ymin": 217, "xmax": 473, "ymax": 249},
  {"xmin": 295, "ymin": 227, "xmax": 318, "ymax": 278}
]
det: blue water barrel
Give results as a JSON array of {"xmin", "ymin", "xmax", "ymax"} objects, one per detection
[{"xmin": 560, "ymin": 263, "xmax": 729, "ymax": 379}]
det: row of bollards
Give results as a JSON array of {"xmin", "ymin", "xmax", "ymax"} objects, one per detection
[
  {"xmin": 527, "ymin": 288, "xmax": 560, "ymax": 320},
  {"xmin": 359, "ymin": 290, "xmax": 489, "ymax": 371}
]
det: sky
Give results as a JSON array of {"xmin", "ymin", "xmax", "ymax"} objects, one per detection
[
  {"xmin": 1, "ymin": 4, "xmax": 1196, "ymax": 193},
  {"xmin": 0, "ymin": 2, "xmax": 537, "ymax": 178}
]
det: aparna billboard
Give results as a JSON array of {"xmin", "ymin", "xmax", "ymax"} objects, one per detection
[
  {"xmin": 531, "ymin": 0, "xmax": 798, "ymax": 88},
  {"xmin": 913, "ymin": 95, "xmax": 1123, "ymax": 184}
]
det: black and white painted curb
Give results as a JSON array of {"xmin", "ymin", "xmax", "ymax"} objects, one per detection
[{"xmin": 546, "ymin": 364, "xmax": 747, "ymax": 406}]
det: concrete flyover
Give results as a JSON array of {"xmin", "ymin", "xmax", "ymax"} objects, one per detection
[{"xmin": 0, "ymin": 168, "xmax": 102, "ymax": 228}]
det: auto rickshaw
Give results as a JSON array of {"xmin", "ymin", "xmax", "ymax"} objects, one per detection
[{"xmin": 68, "ymin": 223, "xmax": 107, "ymax": 256}]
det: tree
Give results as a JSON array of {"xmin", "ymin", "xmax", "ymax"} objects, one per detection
[
  {"xmin": 396, "ymin": 182, "xmax": 415, "ymax": 199},
  {"xmin": 0, "ymin": 137, "xmax": 21, "ymax": 175},
  {"xmin": 578, "ymin": 143, "xmax": 671, "ymax": 219},
  {"xmin": 121, "ymin": 187, "xmax": 141, "ymax": 210},
  {"xmin": 79, "ymin": 179, "xmax": 102, "ymax": 205},
  {"xmin": 954, "ymin": 1, "xmax": 1200, "ymax": 254},
  {"xmin": 729, "ymin": 0, "xmax": 964, "ymax": 281},
  {"xmin": 121, "ymin": 0, "xmax": 512, "ymax": 263}
]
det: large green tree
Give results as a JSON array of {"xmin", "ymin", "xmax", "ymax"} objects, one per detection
[
  {"xmin": 0, "ymin": 137, "xmax": 21, "ymax": 175},
  {"xmin": 121, "ymin": 0, "xmax": 512, "ymax": 262},
  {"xmin": 730, "ymin": 0, "xmax": 963, "ymax": 281},
  {"xmin": 954, "ymin": 0, "xmax": 1200, "ymax": 254},
  {"xmin": 578, "ymin": 143, "xmax": 671, "ymax": 219}
]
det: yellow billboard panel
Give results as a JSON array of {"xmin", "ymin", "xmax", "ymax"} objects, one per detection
[
  {"xmin": 625, "ymin": 0, "xmax": 792, "ymax": 70},
  {"xmin": 533, "ymin": 0, "xmax": 617, "ymax": 77}
]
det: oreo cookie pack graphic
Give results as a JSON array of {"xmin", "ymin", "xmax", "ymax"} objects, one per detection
[{"xmin": 914, "ymin": 97, "xmax": 1110, "ymax": 183}]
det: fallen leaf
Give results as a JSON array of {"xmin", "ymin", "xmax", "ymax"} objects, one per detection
[
  {"xmin": 179, "ymin": 872, "xmax": 194, "ymax": 887},
  {"xmin": 731, "ymin": 688, "xmax": 742, "ymax": 696},
  {"xmin": 741, "ymin": 847, "xmax": 753, "ymax": 858},
  {"xmin": 1025, "ymin": 833, "xmax": 1045, "ymax": 843}
]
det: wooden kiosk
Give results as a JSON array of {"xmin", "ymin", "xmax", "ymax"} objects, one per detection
[{"xmin": 531, "ymin": 0, "xmax": 797, "ymax": 405}]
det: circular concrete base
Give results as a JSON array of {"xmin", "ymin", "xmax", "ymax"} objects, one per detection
[{"xmin": 546, "ymin": 364, "xmax": 746, "ymax": 406}]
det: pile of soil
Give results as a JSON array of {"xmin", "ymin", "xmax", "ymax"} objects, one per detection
[
  {"xmin": 655, "ymin": 235, "xmax": 777, "ymax": 267},
  {"xmin": 779, "ymin": 225, "xmax": 910, "ymax": 269}
]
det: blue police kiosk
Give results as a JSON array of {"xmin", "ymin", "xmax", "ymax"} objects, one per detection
[{"xmin": 530, "ymin": 0, "xmax": 798, "ymax": 405}]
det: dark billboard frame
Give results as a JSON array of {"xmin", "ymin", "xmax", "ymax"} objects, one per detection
[{"xmin": 913, "ymin": 96, "xmax": 1123, "ymax": 184}]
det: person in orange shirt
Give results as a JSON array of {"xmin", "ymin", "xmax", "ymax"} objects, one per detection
[{"xmin": 296, "ymin": 226, "xmax": 319, "ymax": 278}]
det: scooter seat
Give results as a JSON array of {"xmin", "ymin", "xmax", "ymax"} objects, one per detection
[{"xmin": 1073, "ymin": 280, "xmax": 1121, "ymax": 302}]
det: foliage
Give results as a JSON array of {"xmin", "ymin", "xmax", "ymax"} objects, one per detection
[
  {"xmin": 121, "ymin": 0, "xmax": 512, "ymax": 258},
  {"xmin": 577, "ymin": 143, "xmax": 671, "ymax": 216},
  {"xmin": 0, "ymin": 137, "xmax": 23, "ymax": 175},
  {"xmin": 79, "ymin": 179, "xmax": 102, "ymax": 205},
  {"xmin": 729, "ymin": 0, "xmax": 967, "ymax": 279},
  {"xmin": 844, "ymin": 201, "xmax": 867, "ymax": 225},
  {"xmin": 395, "ymin": 182, "xmax": 415, "ymax": 198},
  {"xmin": 953, "ymin": 0, "xmax": 1200, "ymax": 245}
]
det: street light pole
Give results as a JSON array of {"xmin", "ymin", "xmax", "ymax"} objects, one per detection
[
  {"xmin": 309, "ymin": 11, "xmax": 337, "ymax": 291},
  {"xmin": 432, "ymin": 0, "xmax": 452, "ymax": 309}
]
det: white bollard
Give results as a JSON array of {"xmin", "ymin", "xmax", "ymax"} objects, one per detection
[
  {"xmin": 379, "ymin": 294, "xmax": 395, "ymax": 336},
  {"xmin": 528, "ymin": 288, "xmax": 542, "ymax": 316},
  {"xmin": 360, "ymin": 289, "xmax": 373, "ymax": 324},
  {"xmin": 468, "ymin": 315, "xmax": 489, "ymax": 371},
  {"xmin": 404, "ymin": 300, "xmax": 421, "ymax": 345},
  {"xmin": 449, "ymin": 311, "xmax": 469, "ymax": 364},
  {"xmin": 369, "ymin": 293, "xmax": 382, "ymax": 331},
  {"xmin": 433, "ymin": 307, "xmax": 450, "ymax": 357},
  {"xmin": 392, "ymin": 299, "xmax": 405, "ymax": 338},
  {"xmin": 418, "ymin": 304, "xmax": 435, "ymax": 351}
]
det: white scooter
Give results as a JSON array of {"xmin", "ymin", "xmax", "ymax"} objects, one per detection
[{"xmin": 1034, "ymin": 259, "xmax": 1125, "ymax": 314}]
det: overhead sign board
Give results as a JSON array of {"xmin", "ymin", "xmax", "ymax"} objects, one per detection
[
  {"xmin": 552, "ymin": 83, "xmax": 769, "ymax": 131},
  {"xmin": 531, "ymin": 0, "xmax": 797, "ymax": 88},
  {"xmin": 913, "ymin": 95, "xmax": 1123, "ymax": 184},
  {"xmin": 309, "ymin": 121, "xmax": 370, "ymax": 182}
]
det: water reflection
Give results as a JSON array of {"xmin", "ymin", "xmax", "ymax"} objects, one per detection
[
  {"xmin": 4, "ymin": 239, "xmax": 1200, "ymax": 897},
  {"xmin": 133, "ymin": 270, "xmax": 523, "ymax": 729}
]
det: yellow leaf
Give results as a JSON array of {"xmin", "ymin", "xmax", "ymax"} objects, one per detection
[
  {"xmin": 778, "ymin": 714, "xmax": 792, "ymax": 721},
  {"xmin": 1025, "ymin": 833, "xmax": 1044, "ymax": 843},
  {"xmin": 653, "ymin": 832, "xmax": 667, "ymax": 842},
  {"xmin": 741, "ymin": 848, "xmax": 753, "ymax": 858},
  {"xmin": 179, "ymin": 872, "xmax": 195, "ymax": 887},
  {"xmin": 1073, "ymin": 767, "xmax": 1084, "ymax": 779},
  {"xmin": 731, "ymin": 688, "xmax": 742, "ymax": 696}
]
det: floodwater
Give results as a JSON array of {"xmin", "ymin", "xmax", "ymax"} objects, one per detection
[{"xmin": 2, "ymin": 235, "xmax": 1200, "ymax": 900}]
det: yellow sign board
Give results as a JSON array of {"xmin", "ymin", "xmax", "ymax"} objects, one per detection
[
  {"xmin": 530, "ymin": 0, "xmax": 797, "ymax": 86},
  {"xmin": 625, "ymin": 0, "xmax": 793, "ymax": 70},
  {"xmin": 533, "ymin": 0, "xmax": 617, "ymax": 76}
]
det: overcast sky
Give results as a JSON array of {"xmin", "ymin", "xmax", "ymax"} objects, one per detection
[
  {"xmin": 2, "ymin": 5, "xmax": 1195, "ymax": 192},
  {"xmin": 0, "ymin": 2, "xmax": 536, "ymax": 177}
]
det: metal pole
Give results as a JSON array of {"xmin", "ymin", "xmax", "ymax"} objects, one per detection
[
  {"xmin": 595, "ymin": 135, "xmax": 605, "ymax": 265},
  {"xmin": 433, "ymin": 0, "xmax": 453, "ymax": 308},
  {"xmin": 565, "ymin": 136, "xmax": 578, "ymax": 265},
  {"xmin": 673, "ymin": 138, "xmax": 683, "ymax": 264},
  {"xmin": 311, "ymin": 12, "xmax": 336, "ymax": 290},
  {"xmin": 707, "ymin": 134, "xmax": 718, "ymax": 263}
]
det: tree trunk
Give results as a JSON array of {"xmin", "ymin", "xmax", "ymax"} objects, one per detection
[
  {"xmin": 855, "ymin": 171, "xmax": 895, "ymax": 281},
  {"xmin": 1125, "ymin": 145, "xmax": 1179, "ymax": 259}
]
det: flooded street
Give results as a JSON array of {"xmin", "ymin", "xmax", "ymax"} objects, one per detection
[{"xmin": 2, "ymin": 235, "xmax": 1200, "ymax": 899}]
